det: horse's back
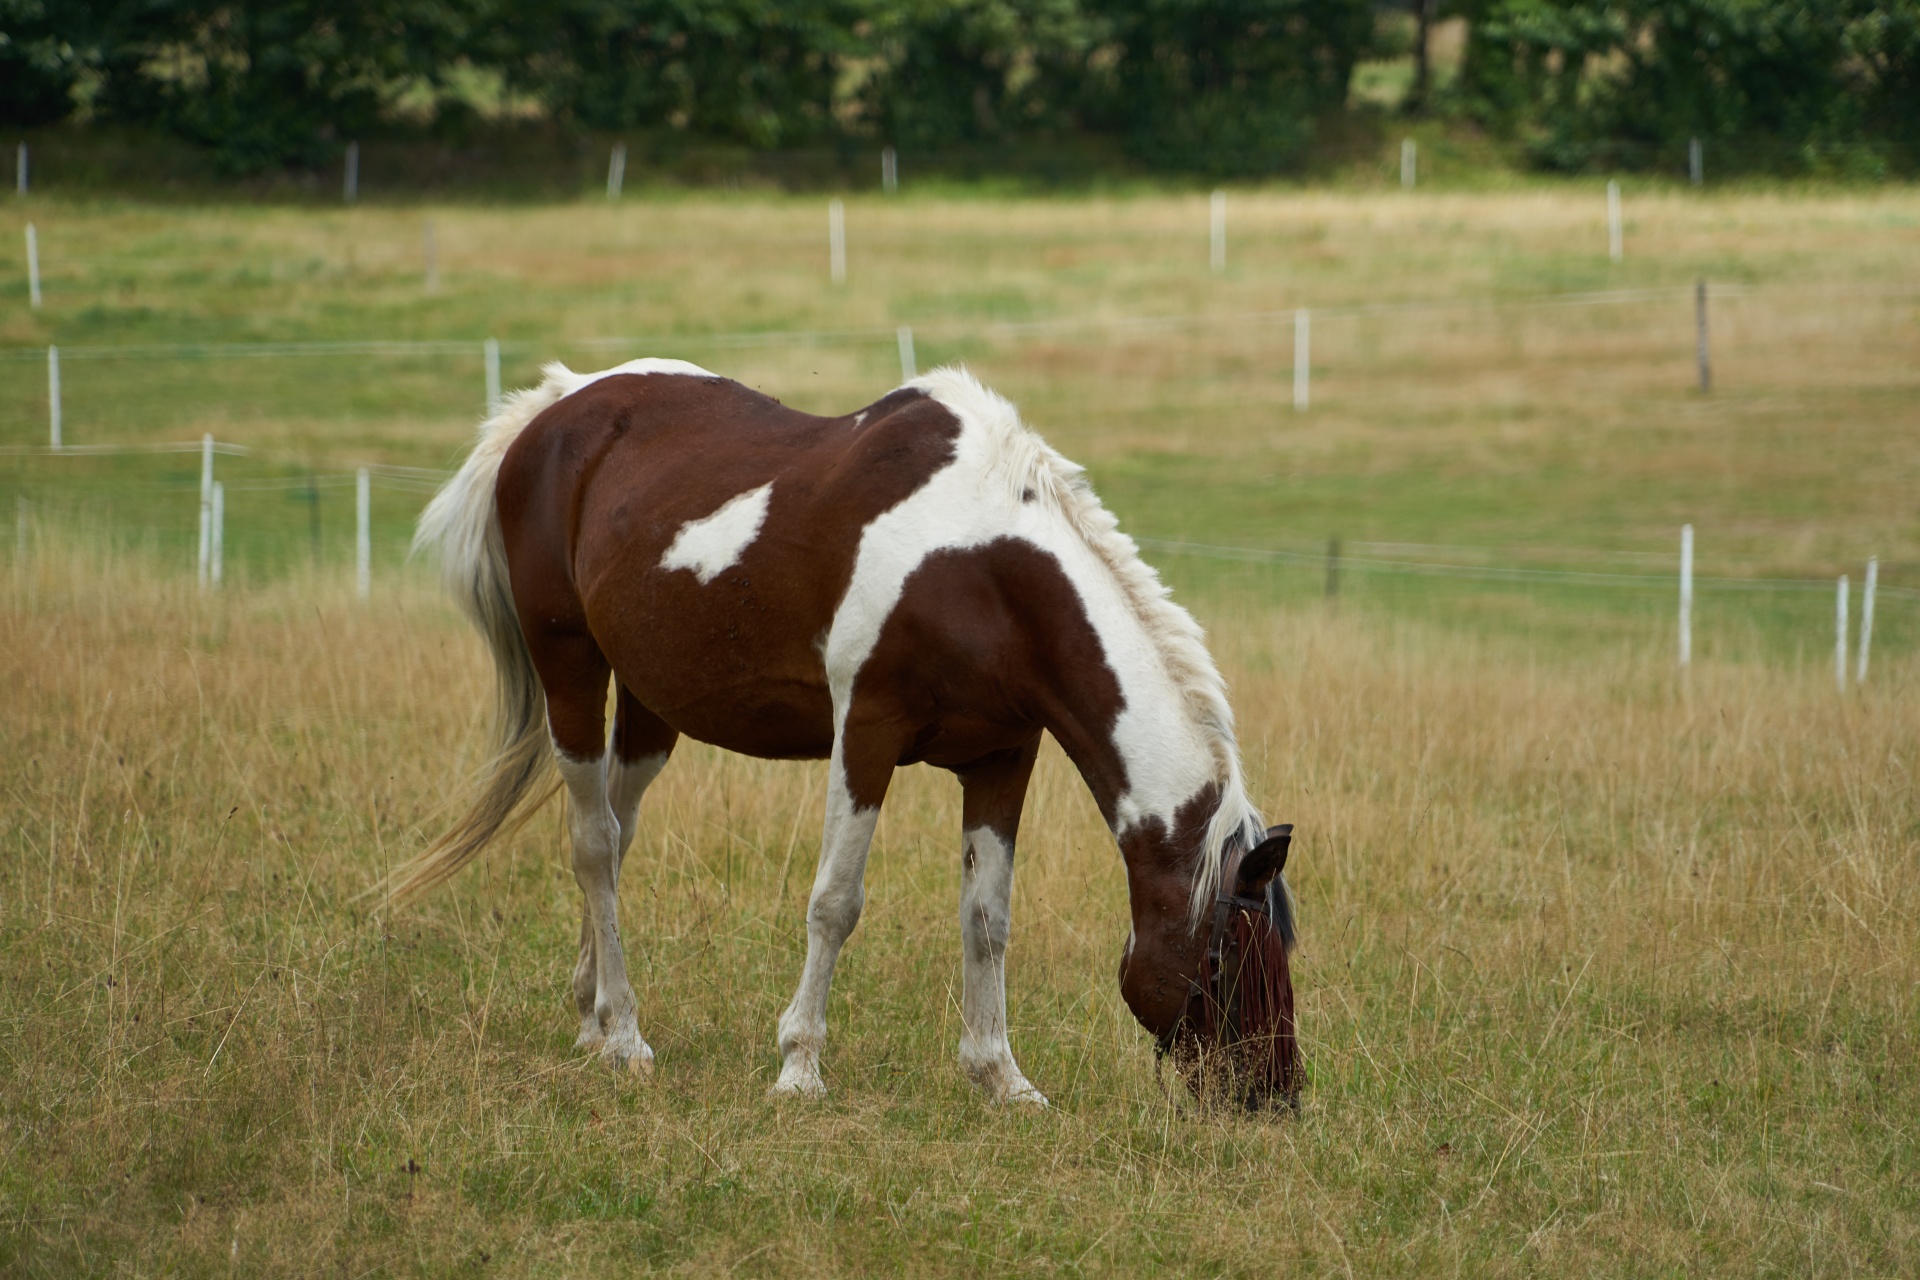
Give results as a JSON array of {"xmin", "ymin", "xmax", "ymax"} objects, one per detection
[{"xmin": 497, "ymin": 370, "xmax": 966, "ymax": 757}]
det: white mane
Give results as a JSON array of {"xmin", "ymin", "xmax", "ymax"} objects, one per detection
[{"xmin": 908, "ymin": 367, "xmax": 1264, "ymax": 923}]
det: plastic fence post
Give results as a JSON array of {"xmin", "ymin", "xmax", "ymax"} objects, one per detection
[
  {"xmin": 1607, "ymin": 180, "xmax": 1622, "ymax": 261},
  {"xmin": 198, "ymin": 435, "xmax": 214, "ymax": 590},
  {"xmin": 829, "ymin": 199, "xmax": 846, "ymax": 285},
  {"xmin": 1293, "ymin": 309, "xmax": 1310, "ymax": 411},
  {"xmin": 607, "ymin": 143, "xmax": 626, "ymax": 201},
  {"xmin": 897, "ymin": 325, "xmax": 916, "ymax": 382},
  {"xmin": 1210, "ymin": 190, "xmax": 1226, "ymax": 273},
  {"xmin": 26, "ymin": 223, "xmax": 40, "ymax": 308},
  {"xmin": 485, "ymin": 338, "xmax": 501, "ymax": 416},
  {"xmin": 1695, "ymin": 280, "xmax": 1710, "ymax": 393},
  {"xmin": 211, "ymin": 482, "xmax": 224, "ymax": 588},
  {"xmin": 46, "ymin": 346, "xmax": 59, "ymax": 449},
  {"xmin": 1679, "ymin": 524, "xmax": 1693, "ymax": 668},
  {"xmin": 1857, "ymin": 558, "xmax": 1877, "ymax": 685}
]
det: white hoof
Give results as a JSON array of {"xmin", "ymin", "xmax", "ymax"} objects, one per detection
[
  {"xmin": 962, "ymin": 1050, "xmax": 1049, "ymax": 1107},
  {"xmin": 770, "ymin": 1062, "xmax": 827, "ymax": 1098},
  {"xmin": 600, "ymin": 1032, "xmax": 654, "ymax": 1076},
  {"xmin": 1003, "ymin": 1077, "xmax": 1050, "ymax": 1109},
  {"xmin": 575, "ymin": 1020, "xmax": 607, "ymax": 1052}
]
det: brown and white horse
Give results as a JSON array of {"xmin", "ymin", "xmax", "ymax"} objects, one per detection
[{"xmin": 393, "ymin": 359, "xmax": 1299, "ymax": 1108}]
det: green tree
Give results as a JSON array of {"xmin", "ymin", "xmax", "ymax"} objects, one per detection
[
  {"xmin": 0, "ymin": 0, "xmax": 87, "ymax": 125},
  {"xmin": 485, "ymin": 0, "xmax": 863, "ymax": 147},
  {"xmin": 1460, "ymin": 0, "xmax": 1913, "ymax": 172},
  {"xmin": 857, "ymin": 0, "xmax": 1096, "ymax": 148},
  {"xmin": 75, "ymin": 0, "xmax": 471, "ymax": 172}
]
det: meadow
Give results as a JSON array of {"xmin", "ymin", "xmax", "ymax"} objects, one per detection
[{"xmin": 2, "ymin": 182, "xmax": 1918, "ymax": 1275}]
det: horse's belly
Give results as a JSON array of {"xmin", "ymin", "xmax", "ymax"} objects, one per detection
[
  {"xmin": 647, "ymin": 677, "xmax": 834, "ymax": 760},
  {"xmin": 605, "ymin": 613, "xmax": 835, "ymax": 759}
]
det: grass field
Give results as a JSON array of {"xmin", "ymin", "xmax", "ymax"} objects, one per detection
[{"xmin": 3, "ymin": 185, "xmax": 1918, "ymax": 1275}]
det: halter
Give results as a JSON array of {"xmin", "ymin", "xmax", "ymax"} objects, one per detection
[{"xmin": 1154, "ymin": 823, "xmax": 1295, "ymax": 1095}]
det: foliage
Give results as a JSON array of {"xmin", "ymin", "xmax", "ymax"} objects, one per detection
[
  {"xmin": 2, "ymin": 0, "xmax": 1916, "ymax": 176},
  {"xmin": 480, "ymin": 0, "xmax": 864, "ymax": 147},
  {"xmin": 0, "ymin": 0, "xmax": 85, "ymax": 127},
  {"xmin": 1082, "ymin": 0, "xmax": 1373, "ymax": 173},
  {"xmin": 855, "ymin": 0, "xmax": 1097, "ymax": 149},
  {"xmin": 1458, "ymin": 0, "xmax": 1920, "ymax": 173}
]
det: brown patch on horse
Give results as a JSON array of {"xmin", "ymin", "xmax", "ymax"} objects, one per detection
[
  {"xmin": 852, "ymin": 537, "xmax": 1126, "ymax": 787},
  {"xmin": 495, "ymin": 373, "xmax": 958, "ymax": 762}
]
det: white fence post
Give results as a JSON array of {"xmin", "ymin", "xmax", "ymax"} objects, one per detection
[
  {"xmin": 828, "ymin": 198, "xmax": 846, "ymax": 285},
  {"xmin": 47, "ymin": 346, "xmax": 60, "ymax": 450},
  {"xmin": 210, "ymin": 481, "xmax": 225, "ymax": 588},
  {"xmin": 607, "ymin": 143, "xmax": 627, "ymax": 201},
  {"xmin": 15, "ymin": 143, "xmax": 25, "ymax": 195},
  {"xmin": 484, "ymin": 338, "xmax": 501, "ymax": 415},
  {"xmin": 1210, "ymin": 190, "xmax": 1225, "ymax": 273},
  {"xmin": 344, "ymin": 142, "xmax": 359, "ymax": 204},
  {"xmin": 1695, "ymin": 279, "xmax": 1711, "ymax": 393},
  {"xmin": 1293, "ymin": 308, "xmax": 1310, "ymax": 411},
  {"xmin": 1679, "ymin": 523, "xmax": 1693, "ymax": 668},
  {"xmin": 881, "ymin": 146, "xmax": 897, "ymax": 194},
  {"xmin": 197, "ymin": 434, "xmax": 214, "ymax": 590},
  {"xmin": 26, "ymin": 222, "xmax": 41, "ymax": 308},
  {"xmin": 423, "ymin": 220, "xmax": 438, "ymax": 293},
  {"xmin": 1607, "ymin": 180, "xmax": 1622, "ymax": 262},
  {"xmin": 1401, "ymin": 138, "xmax": 1416, "ymax": 189},
  {"xmin": 897, "ymin": 324, "xmax": 916, "ymax": 381},
  {"xmin": 1835, "ymin": 575, "xmax": 1849, "ymax": 694},
  {"xmin": 1857, "ymin": 558, "xmax": 1877, "ymax": 685},
  {"xmin": 1689, "ymin": 137, "xmax": 1703, "ymax": 187},
  {"xmin": 356, "ymin": 468, "xmax": 371, "ymax": 600}
]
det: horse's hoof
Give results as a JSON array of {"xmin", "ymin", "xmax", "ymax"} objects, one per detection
[
  {"xmin": 575, "ymin": 1025, "xmax": 607, "ymax": 1052},
  {"xmin": 601, "ymin": 1035, "xmax": 653, "ymax": 1076},
  {"xmin": 769, "ymin": 1067, "xmax": 827, "ymax": 1099},
  {"xmin": 1005, "ymin": 1081, "xmax": 1050, "ymax": 1109}
]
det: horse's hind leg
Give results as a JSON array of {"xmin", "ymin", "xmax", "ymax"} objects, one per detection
[
  {"xmin": 539, "ymin": 630, "xmax": 664, "ymax": 1074},
  {"xmin": 572, "ymin": 684, "xmax": 676, "ymax": 1052},
  {"xmin": 955, "ymin": 737, "xmax": 1046, "ymax": 1105}
]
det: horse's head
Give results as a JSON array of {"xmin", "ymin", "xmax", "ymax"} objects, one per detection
[{"xmin": 1118, "ymin": 808, "xmax": 1301, "ymax": 1111}]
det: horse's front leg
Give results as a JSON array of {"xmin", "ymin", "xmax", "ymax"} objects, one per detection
[
  {"xmin": 772, "ymin": 728, "xmax": 896, "ymax": 1097},
  {"xmin": 955, "ymin": 738, "xmax": 1047, "ymax": 1106}
]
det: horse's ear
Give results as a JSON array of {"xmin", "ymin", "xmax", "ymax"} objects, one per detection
[{"xmin": 1234, "ymin": 824, "xmax": 1292, "ymax": 897}]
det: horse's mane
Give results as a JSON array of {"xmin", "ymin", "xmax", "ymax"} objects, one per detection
[{"xmin": 911, "ymin": 367, "xmax": 1264, "ymax": 924}]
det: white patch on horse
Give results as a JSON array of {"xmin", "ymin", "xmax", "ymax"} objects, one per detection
[
  {"xmin": 555, "ymin": 356, "xmax": 715, "ymax": 399},
  {"xmin": 958, "ymin": 826, "xmax": 1047, "ymax": 1105},
  {"xmin": 660, "ymin": 483, "xmax": 773, "ymax": 584},
  {"xmin": 824, "ymin": 368, "xmax": 1243, "ymax": 869},
  {"xmin": 851, "ymin": 411, "xmax": 867, "ymax": 427},
  {"xmin": 772, "ymin": 751, "xmax": 877, "ymax": 1097}
]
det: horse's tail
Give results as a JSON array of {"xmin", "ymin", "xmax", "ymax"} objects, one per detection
[{"xmin": 376, "ymin": 366, "xmax": 582, "ymax": 903}]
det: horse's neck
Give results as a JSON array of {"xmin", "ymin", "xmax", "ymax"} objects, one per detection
[{"xmin": 1037, "ymin": 597, "xmax": 1220, "ymax": 842}]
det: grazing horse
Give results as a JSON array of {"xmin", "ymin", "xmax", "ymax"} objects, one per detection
[{"xmin": 392, "ymin": 359, "xmax": 1299, "ymax": 1108}]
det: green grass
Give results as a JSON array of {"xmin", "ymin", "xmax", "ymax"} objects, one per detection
[{"xmin": 2, "ymin": 184, "xmax": 1918, "ymax": 1275}]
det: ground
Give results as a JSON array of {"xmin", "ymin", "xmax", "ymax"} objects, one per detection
[{"xmin": 1, "ymin": 182, "xmax": 1917, "ymax": 1275}]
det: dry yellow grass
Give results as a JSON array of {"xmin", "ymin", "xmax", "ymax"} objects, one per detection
[
  {"xmin": 3, "ymin": 530, "xmax": 1915, "ymax": 1275},
  {"xmin": 3, "ymin": 185, "xmax": 1917, "ymax": 1274}
]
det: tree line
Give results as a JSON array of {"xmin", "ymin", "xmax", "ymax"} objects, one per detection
[{"xmin": 3, "ymin": 0, "xmax": 1915, "ymax": 177}]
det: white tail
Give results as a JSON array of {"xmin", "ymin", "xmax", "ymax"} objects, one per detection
[{"xmin": 379, "ymin": 367, "xmax": 592, "ymax": 900}]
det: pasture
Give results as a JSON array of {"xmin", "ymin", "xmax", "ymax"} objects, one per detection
[{"xmin": 3, "ymin": 184, "xmax": 1918, "ymax": 1275}]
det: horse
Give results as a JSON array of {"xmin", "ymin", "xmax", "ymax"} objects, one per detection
[{"xmin": 389, "ymin": 358, "xmax": 1300, "ymax": 1109}]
